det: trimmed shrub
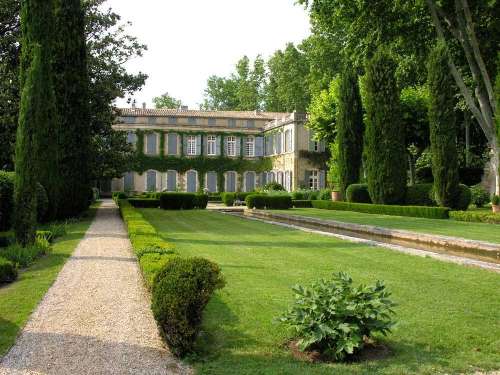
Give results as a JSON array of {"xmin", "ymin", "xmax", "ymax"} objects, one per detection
[
  {"xmin": 0, "ymin": 171, "xmax": 15, "ymax": 231},
  {"xmin": 264, "ymin": 182, "xmax": 285, "ymax": 191},
  {"xmin": 279, "ymin": 272, "xmax": 395, "ymax": 361},
  {"xmin": 112, "ymin": 192, "xmax": 128, "ymax": 201},
  {"xmin": 36, "ymin": 183, "xmax": 49, "ymax": 223},
  {"xmin": 346, "ymin": 184, "xmax": 372, "ymax": 203},
  {"xmin": 194, "ymin": 194, "xmax": 209, "ymax": 209},
  {"xmin": 470, "ymin": 185, "xmax": 490, "ymax": 208},
  {"xmin": 208, "ymin": 193, "xmax": 222, "ymax": 202},
  {"xmin": 151, "ymin": 257, "xmax": 225, "ymax": 357},
  {"xmin": 0, "ymin": 256, "xmax": 17, "ymax": 284},
  {"xmin": 245, "ymin": 194, "xmax": 267, "ymax": 209},
  {"xmin": 450, "ymin": 211, "xmax": 500, "ymax": 224},
  {"xmin": 455, "ymin": 184, "xmax": 472, "ymax": 211},
  {"xmin": 159, "ymin": 193, "xmax": 196, "ymax": 210},
  {"xmin": 140, "ymin": 253, "xmax": 179, "ymax": 286},
  {"xmin": 292, "ymin": 200, "xmax": 313, "ymax": 208},
  {"xmin": 221, "ymin": 192, "xmax": 236, "ymax": 206},
  {"xmin": 405, "ymin": 183, "xmax": 435, "ymax": 206},
  {"xmin": 318, "ymin": 189, "xmax": 332, "ymax": 201},
  {"xmin": 128, "ymin": 198, "xmax": 160, "ymax": 208},
  {"xmin": 135, "ymin": 245, "xmax": 176, "ymax": 260},
  {"xmin": 311, "ymin": 200, "xmax": 450, "ymax": 219},
  {"xmin": 267, "ymin": 195, "xmax": 292, "ymax": 209}
]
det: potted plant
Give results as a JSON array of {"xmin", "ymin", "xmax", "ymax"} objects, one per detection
[
  {"xmin": 492, "ymin": 195, "xmax": 500, "ymax": 213},
  {"xmin": 331, "ymin": 189, "xmax": 342, "ymax": 201}
]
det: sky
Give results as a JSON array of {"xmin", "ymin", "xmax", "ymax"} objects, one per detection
[{"xmin": 104, "ymin": 0, "xmax": 311, "ymax": 109}]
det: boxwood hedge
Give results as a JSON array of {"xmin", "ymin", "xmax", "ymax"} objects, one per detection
[{"xmin": 245, "ymin": 194, "xmax": 292, "ymax": 210}]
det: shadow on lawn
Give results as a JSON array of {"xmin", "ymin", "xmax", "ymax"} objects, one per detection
[{"xmin": 0, "ymin": 317, "xmax": 20, "ymax": 356}]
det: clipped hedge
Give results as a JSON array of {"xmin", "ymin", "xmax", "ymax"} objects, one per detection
[
  {"xmin": 449, "ymin": 210, "xmax": 500, "ymax": 224},
  {"xmin": 245, "ymin": 194, "xmax": 292, "ymax": 210},
  {"xmin": 221, "ymin": 192, "xmax": 235, "ymax": 206},
  {"xmin": 346, "ymin": 184, "xmax": 372, "ymax": 203},
  {"xmin": 159, "ymin": 193, "xmax": 207, "ymax": 210},
  {"xmin": 292, "ymin": 200, "xmax": 313, "ymax": 208},
  {"xmin": 128, "ymin": 198, "xmax": 160, "ymax": 208},
  {"xmin": 151, "ymin": 257, "xmax": 225, "ymax": 357},
  {"xmin": 0, "ymin": 256, "xmax": 17, "ymax": 284},
  {"xmin": 311, "ymin": 200, "xmax": 450, "ymax": 219}
]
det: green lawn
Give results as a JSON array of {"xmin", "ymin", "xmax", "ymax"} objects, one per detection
[
  {"xmin": 0, "ymin": 205, "xmax": 97, "ymax": 356},
  {"xmin": 141, "ymin": 209, "xmax": 500, "ymax": 375},
  {"xmin": 271, "ymin": 208, "xmax": 500, "ymax": 244}
]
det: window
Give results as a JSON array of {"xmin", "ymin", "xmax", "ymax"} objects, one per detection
[
  {"xmin": 313, "ymin": 141, "xmax": 319, "ymax": 152},
  {"xmin": 148, "ymin": 117, "xmax": 156, "ymax": 125},
  {"xmin": 146, "ymin": 170, "xmax": 157, "ymax": 192},
  {"xmin": 167, "ymin": 116, "xmax": 177, "ymax": 125},
  {"xmin": 124, "ymin": 172, "xmax": 134, "ymax": 191},
  {"xmin": 246, "ymin": 120, "xmax": 255, "ymax": 128},
  {"xmin": 188, "ymin": 117, "xmax": 197, "ymax": 125},
  {"xmin": 146, "ymin": 133, "xmax": 157, "ymax": 155},
  {"xmin": 245, "ymin": 137, "xmax": 255, "ymax": 157},
  {"xmin": 208, "ymin": 118, "xmax": 216, "ymax": 126},
  {"xmin": 227, "ymin": 136, "xmax": 236, "ymax": 157},
  {"xmin": 309, "ymin": 170, "xmax": 319, "ymax": 190},
  {"xmin": 187, "ymin": 135, "xmax": 196, "ymax": 156},
  {"xmin": 167, "ymin": 133, "xmax": 178, "ymax": 155},
  {"xmin": 207, "ymin": 135, "xmax": 216, "ymax": 156},
  {"xmin": 226, "ymin": 171, "xmax": 237, "ymax": 192},
  {"xmin": 228, "ymin": 119, "xmax": 236, "ymax": 127},
  {"xmin": 285, "ymin": 129, "xmax": 293, "ymax": 152},
  {"xmin": 126, "ymin": 132, "xmax": 137, "ymax": 145},
  {"xmin": 122, "ymin": 116, "xmax": 136, "ymax": 124}
]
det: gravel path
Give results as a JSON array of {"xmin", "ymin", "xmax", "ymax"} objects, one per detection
[{"xmin": 0, "ymin": 200, "xmax": 189, "ymax": 375}]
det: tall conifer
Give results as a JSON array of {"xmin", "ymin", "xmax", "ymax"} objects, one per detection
[{"xmin": 364, "ymin": 47, "xmax": 406, "ymax": 204}]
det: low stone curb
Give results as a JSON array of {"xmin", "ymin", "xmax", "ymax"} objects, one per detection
[{"xmin": 244, "ymin": 209, "xmax": 500, "ymax": 263}]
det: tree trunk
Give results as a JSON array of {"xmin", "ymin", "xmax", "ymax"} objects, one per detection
[
  {"xmin": 465, "ymin": 115, "xmax": 470, "ymax": 167},
  {"xmin": 491, "ymin": 142, "xmax": 500, "ymax": 196}
]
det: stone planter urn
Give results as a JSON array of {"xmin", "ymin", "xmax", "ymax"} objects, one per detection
[{"xmin": 331, "ymin": 190, "xmax": 342, "ymax": 201}]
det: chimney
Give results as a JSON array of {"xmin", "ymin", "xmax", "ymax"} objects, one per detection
[
  {"xmin": 142, "ymin": 102, "xmax": 146, "ymax": 110},
  {"xmin": 131, "ymin": 100, "xmax": 136, "ymax": 109}
]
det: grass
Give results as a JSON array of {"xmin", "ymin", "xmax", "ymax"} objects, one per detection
[
  {"xmin": 140, "ymin": 209, "xmax": 500, "ymax": 375},
  {"xmin": 272, "ymin": 208, "xmax": 500, "ymax": 244},
  {"xmin": 0, "ymin": 205, "xmax": 97, "ymax": 356}
]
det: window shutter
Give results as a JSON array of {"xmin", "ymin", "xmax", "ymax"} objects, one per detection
[
  {"xmin": 259, "ymin": 172, "xmax": 267, "ymax": 187},
  {"xmin": 309, "ymin": 130, "xmax": 315, "ymax": 151},
  {"xmin": 319, "ymin": 170, "xmax": 326, "ymax": 189},
  {"xmin": 167, "ymin": 171, "xmax": 177, "ymax": 191},
  {"xmin": 319, "ymin": 140, "xmax": 326, "ymax": 152},
  {"xmin": 167, "ymin": 133, "xmax": 177, "ymax": 155},
  {"xmin": 304, "ymin": 170, "xmax": 311, "ymax": 187},
  {"xmin": 146, "ymin": 171, "xmax": 157, "ymax": 191},
  {"xmin": 202, "ymin": 135, "xmax": 208, "ymax": 155},
  {"xmin": 124, "ymin": 172, "xmax": 134, "ymax": 191},
  {"xmin": 245, "ymin": 172, "xmax": 255, "ymax": 192},
  {"xmin": 196, "ymin": 135, "xmax": 202, "ymax": 155},
  {"xmin": 182, "ymin": 135, "xmax": 187, "ymax": 156},
  {"xmin": 186, "ymin": 171, "xmax": 197, "ymax": 192},
  {"xmin": 255, "ymin": 137, "xmax": 264, "ymax": 157},
  {"xmin": 216, "ymin": 136, "xmax": 221, "ymax": 156},
  {"xmin": 207, "ymin": 172, "xmax": 217, "ymax": 192},
  {"xmin": 235, "ymin": 137, "xmax": 241, "ymax": 157},
  {"xmin": 277, "ymin": 133, "xmax": 283, "ymax": 154}
]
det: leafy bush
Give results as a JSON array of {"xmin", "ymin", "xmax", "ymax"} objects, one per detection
[
  {"xmin": 292, "ymin": 189, "xmax": 321, "ymax": 201},
  {"xmin": 140, "ymin": 253, "xmax": 179, "ymax": 285},
  {"xmin": 0, "ymin": 171, "xmax": 15, "ymax": 231},
  {"xmin": 47, "ymin": 222, "xmax": 67, "ymax": 239},
  {"xmin": 151, "ymin": 257, "xmax": 225, "ymax": 357},
  {"xmin": 470, "ymin": 185, "xmax": 490, "ymax": 208},
  {"xmin": 279, "ymin": 272, "xmax": 395, "ymax": 361},
  {"xmin": 292, "ymin": 200, "xmax": 313, "ymax": 208},
  {"xmin": 245, "ymin": 194, "xmax": 267, "ymax": 209},
  {"xmin": 405, "ymin": 183, "xmax": 435, "ymax": 206},
  {"xmin": 318, "ymin": 189, "xmax": 332, "ymax": 200},
  {"xmin": 449, "ymin": 210, "xmax": 500, "ymax": 224},
  {"xmin": 0, "ymin": 256, "xmax": 17, "ymax": 284},
  {"xmin": 312, "ymin": 200, "xmax": 450, "ymax": 219},
  {"xmin": 128, "ymin": 198, "xmax": 160, "ymax": 208},
  {"xmin": 112, "ymin": 192, "xmax": 128, "ymax": 201},
  {"xmin": 159, "ymin": 193, "xmax": 197, "ymax": 210},
  {"xmin": 221, "ymin": 192, "xmax": 236, "ymax": 206},
  {"xmin": 0, "ymin": 237, "xmax": 52, "ymax": 267},
  {"xmin": 491, "ymin": 195, "xmax": 500, "ymax": 206},
  {"xmin": 36, "ymin": 183, "xmax": 49, "ymax": 223},
  {"xmin": 264, "ymin": 182, "xmax": 285, "ymax": 191},
  {"xmin": 455, "ymin": 184, "xmax": 472, "ymax": 211},
  {"xmin": 36, "ymin": 230, "xmax": 54, "ymax": 243},
  {"xmin": 346, "ymin": 184, "xmax": 372, "ymax": 203},
  {"xmin": 194, "ymin": 194, "xmax": 209, "ymax": 209}
]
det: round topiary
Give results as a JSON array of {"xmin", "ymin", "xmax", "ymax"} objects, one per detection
[
  {"xmin": 151, "ymin": 257, "xmax": 225, "ymax": 357},
  {"xmin": 470, "ymin": 184, "xmax": 490, "ymax": 208},
  {"xmin": 455, "ymin": 184, "xmax": 472, "ymax": 211},
  {"xmin": 405, "ymin": 183, "xmax": 436, "ymax": 206},
  {"xmin": 346, "ymin": 184, "xmax": 372, "ymax": 203},
  {"xmin": 0, "ymin": 256, "xmax": 17, "ymax": 284}
]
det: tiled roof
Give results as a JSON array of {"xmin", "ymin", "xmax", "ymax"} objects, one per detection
[{"xmin": 118, "ymin": 108, "xmax": 290, "ymax": 120}]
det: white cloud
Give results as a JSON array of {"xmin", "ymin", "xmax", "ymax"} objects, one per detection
[{"xmin": 104, "ymin": 0, "xmax": 311, "ymax": 108}]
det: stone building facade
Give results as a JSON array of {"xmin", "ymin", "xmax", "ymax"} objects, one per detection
[{"xmin": 111, "ymin": 107, "xmax": 327, "ymax": 193}]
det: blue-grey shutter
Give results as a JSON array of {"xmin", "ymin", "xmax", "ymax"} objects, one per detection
[
  {"xmin": 182, "ymin": 135, "xmax": 187, "ymax": 156},
  {"xmin": 196, "ymin": 135, "xmax": 202, "ymax": 155},
  {"xmin": 228, "ymin": 119, "xmax": 236, "ymax": 128},
  {"xmin": 146, "ymin": 171, "xmax": 156, "ymax": 191},
  {"xmin": 186, "ymin": 171, "xmax": 197, "ymax": 192},
  {"xmin": 277, "ymin": 133, "xmax": 283, "ymax": 154},
  {"xmin": 216, "ymin": 136, "xmax": 221, "ymax": 156},
  {"xmin": 255, "ymin": 137, "xmax": 264, "ymax": 157},
  {"xmin": 202, "ymin": 135, "xmax": 208, "ymax": 155},
  {"xmin": 245, "ymin": 172, "xmax": 255, "ymax": 192},
  {"xmin": 206, "ymin": 172, "xmax": 217, "ymax": 192},
  {"xmin": 124, "ymin": 172, "xmax": 134, "ymax": 191},
  {"xmin": 167, "ymin": 171, "xmax": 177, "ymax": 191},
  {"xmin": 309, "ymin": 130, "xmax": 315, "ymax": 151},
  {"xmin": 167, "ymin": 133, "xmax": 177, "ymax": 155},
  {"xmin": 146, "ymin": 133, "xmax": 157, "ymax": 155},
  {"xmin": 260, "ymin": 172, "xmax": 267, "ymax": 187},
  {"xmin": 226, "ymin": 172, "xmax": 236, "ymax": 192},
  {"xmin": 235, "ymin": 137, "xmax": 241, "ymax": 157},
  {"xmin": 224, "ymin": 137, "xmax": 228, "ymax": 156},
  {"xmin": 127, "ymin": 132, "xmax": 137, "ymax": 144},
  {"xmin": 305, "ymin": 170, "xmax": 312, "ymax": 188},
  {"xmin": 319, "ymin": 170, "xmax": 326, "ymax": 189}
]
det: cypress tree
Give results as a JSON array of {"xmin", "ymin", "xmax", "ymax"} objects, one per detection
[
  {"xmin": 19, "ymin": 0, "xmax": 60, "ymax": 221},
  {"xmin": 53, "ymin": 0, "xmax": 91, "ymax": 218},
  {"xmin": 364, "ymin": 47, "xmax": 406, "ymax": 204},
  {"xmin": 337, "ymin": 66, "xmax": 364, "ymax": 196},
  {"xmin": 427, "ymin": 41, "xmax": 460, "ymax": 208}
]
